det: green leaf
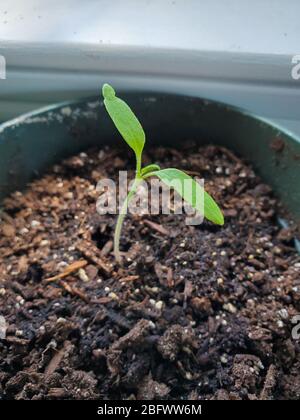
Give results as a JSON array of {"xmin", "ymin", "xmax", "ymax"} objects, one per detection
[
  {"xmin": 141, "ymin": 164, "xmax": 161, "ymax": 176},
  {"xmin": 150, "ymin": 168, "xmax": 224, "ymax": 225},
  {"xmin": 102, "ymin": 84, "xmax": 145, "ymax": 160}
]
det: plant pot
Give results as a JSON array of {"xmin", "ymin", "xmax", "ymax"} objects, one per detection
[
  {"xmin": 1, "ymin": 93, "xmax": 300, "ymax": 224},
  {"xmin": 1, "ymin": 93, "xmax": 300, "ymax": 401}
]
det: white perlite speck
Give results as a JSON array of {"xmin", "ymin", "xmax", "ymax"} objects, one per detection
[
  {"xmin": 155, "ymin": 301, "xmax": 164, "ymax": 310},
  {"xmin": 0, "ymin": 315, "xmax": 7, "ymax": 339},
  {"xmin": 223, "ymin": 303, "xmax": 237, "ymax": 314},
  {"xmin": 78, "ymin": 268, "xmax": 89, "ymax": 283}
]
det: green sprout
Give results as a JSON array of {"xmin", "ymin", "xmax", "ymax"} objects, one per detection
[{"xmin": 102, "ymin": 83, "xmax": 224, "ymax": 263}]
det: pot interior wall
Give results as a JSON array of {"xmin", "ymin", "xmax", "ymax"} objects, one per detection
[{"xmin": 0, "ymin": 93, "xmax": 299, "ymax": 225}]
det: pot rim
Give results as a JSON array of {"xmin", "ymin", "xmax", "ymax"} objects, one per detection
[{"xmin": 1, "ymin": 92, "xmax": 300, "ymax": 145}]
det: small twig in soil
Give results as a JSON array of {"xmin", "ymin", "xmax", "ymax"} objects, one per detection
[
  {"xmin": 119, "ymin": 275, "xmax": 140, "ymax": 283},
  {"xmin": 91, "ymin": 296, "xmax": 112, "ymax": 304},
  {"xmin": 5, "ymin": 336, "xmax": 30, "ymax": 346},
  {"xmin": 2, "ymin": 242, "xmax": 35, "ymax": 258},
  {"xmin": 59, "ymin": 280, "xmax": 89, "ymax": 303},
  {"xmin": 76, "ymin": 240, "xmax": 112, "ymax": 276},
  {"xmin": 143, "ymin": 219, "xmax": 170, "ymax": 236},
  {"xmin": 44, "ymin": 260, "xmax": 88, "ymax": 283}
]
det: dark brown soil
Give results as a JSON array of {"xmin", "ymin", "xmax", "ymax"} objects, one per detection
[{"xmin": 0, "ymin": 142, "xmax": 299, "ymax": 400}]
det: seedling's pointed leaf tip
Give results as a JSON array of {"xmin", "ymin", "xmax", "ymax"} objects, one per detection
[
  {"xmin": 102, "ymin": 83, "xmax": 145, "ymax": 160},
  {"xmin": 102, "ymin": 83, "xmax": 116, "ymax": 100},
  {"xmin": 204, "ymin": 191, "xmax": 224, "ymax": 225}
]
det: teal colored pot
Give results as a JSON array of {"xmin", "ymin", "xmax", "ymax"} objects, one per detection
[{"xmin": 0, "ymin": 93, "xmax": 300, "ymax": 227}]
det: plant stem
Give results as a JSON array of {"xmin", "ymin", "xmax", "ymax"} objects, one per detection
[
  {"xmin": 113, "ymin": 183, "xmax": 136, "ymax": 263},
  {"xmin": 136, "ymin": 154, "xmax": 142, "ymax": 176},
  {"xmin": 114, "ymin": 157, "xmax": 142, "ymax": 263}
]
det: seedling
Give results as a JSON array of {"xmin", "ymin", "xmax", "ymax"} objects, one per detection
[{"xmin": 102, "ymin": 84, "xmax": 224, "ymax": 262}]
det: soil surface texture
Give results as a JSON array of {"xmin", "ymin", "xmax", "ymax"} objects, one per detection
[{"xmin": 0, "ymin": 142, "xmax": 299, "ymax": 400}]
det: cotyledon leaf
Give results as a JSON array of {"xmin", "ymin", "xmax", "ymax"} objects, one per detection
[
  {"xmin": 148, "ymin": 168, "xmax": 224, "ymax": 225},
  {"xmin": 102, "ymin": 84, "xmax": 145, "ymax": 160}
]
